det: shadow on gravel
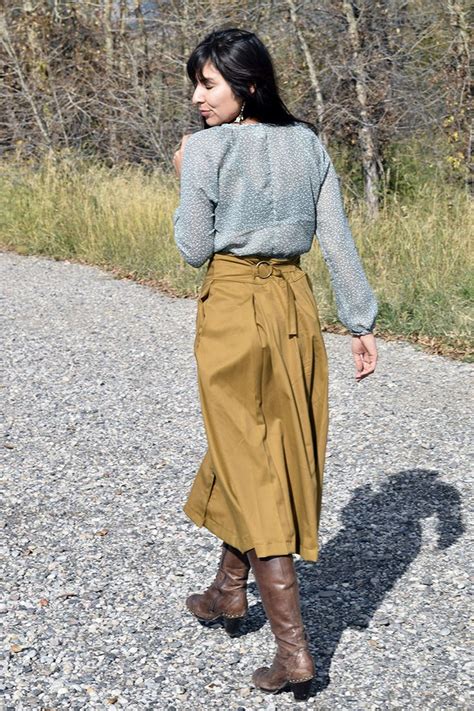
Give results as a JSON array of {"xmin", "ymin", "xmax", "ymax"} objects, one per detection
[{"xmin": 244, "ymin": 468, "xmax": 465, "ymax": 700}]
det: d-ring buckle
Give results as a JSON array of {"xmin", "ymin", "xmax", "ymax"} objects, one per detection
[{"xmin": 256, "ymin": 260, "xmax": 272, "ymax": 278}]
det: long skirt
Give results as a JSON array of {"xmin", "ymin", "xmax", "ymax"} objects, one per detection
[{"xmin": 183, "ymin": 252, "xmax": 329, "ymax": 562}]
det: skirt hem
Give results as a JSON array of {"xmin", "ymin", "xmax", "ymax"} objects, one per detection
[{"xmin": 183, "ymin": 503, "xmax": 319, "ymax": 562}]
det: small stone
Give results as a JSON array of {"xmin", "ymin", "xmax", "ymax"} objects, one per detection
[
  {"xmin": 351, "ymin": 617, "xmax": 370, "ymax": 628},
  {"xmin": 238, "ymin": 688, "xmax": 251, "ymax": 697}
]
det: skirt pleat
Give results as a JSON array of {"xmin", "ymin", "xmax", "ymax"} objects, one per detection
[{"xmin": 183, "ymin": 252, "xmax": 329, "ymax": 562}]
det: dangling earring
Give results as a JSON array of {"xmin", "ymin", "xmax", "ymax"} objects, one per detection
[{"xmin": 234, "ymin": 100, "xmax": 246, "ymax": 124}]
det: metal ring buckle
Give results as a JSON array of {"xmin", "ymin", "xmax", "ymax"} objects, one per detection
[{"xmin": 256, "ymin": 260, "xmax": 273, "ymax": 278}]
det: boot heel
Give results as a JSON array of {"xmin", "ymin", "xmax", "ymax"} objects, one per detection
[
  {"xmin": 290, "ymin": 678, "xmax": 313, "ymax": 701},
  {"xmin": 223, "ymin": 616, "xmax": 243, "ymax": 636}
]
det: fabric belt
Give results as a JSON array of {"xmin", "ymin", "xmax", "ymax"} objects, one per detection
[{"xmin": 204, "ymin": 253, "xmax": 303, "ymax": 337}]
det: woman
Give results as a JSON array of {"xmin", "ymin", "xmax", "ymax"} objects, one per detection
[{"xmin": 172, "ymin": 28, "xmax": 378, "ymax": 701}]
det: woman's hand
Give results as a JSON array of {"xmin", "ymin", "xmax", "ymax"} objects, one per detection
[
  {"xmin": 351, "ymin": 333, "xmax": 378, "ymax": 381},
  {"xmin": 172, "ymin": 133, "xmax": 193, "ymax": 178}
]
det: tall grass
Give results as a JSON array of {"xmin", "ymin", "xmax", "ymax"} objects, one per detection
[
  {"xmin": 0, "ymin": 149, "xmax": 472, "ymax": 360},
  {"xmin": 303, "ymin": 181, "xmax": 472, "ymax": 359}
]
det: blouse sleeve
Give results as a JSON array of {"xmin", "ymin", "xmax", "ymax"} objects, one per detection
[
  {"xmin": 313, "ymin": 138, "xmax": 378, "ymax": 335},
  {"xmin": 173, "ymin": 131, "xmax": 220, "ymax": 268}
]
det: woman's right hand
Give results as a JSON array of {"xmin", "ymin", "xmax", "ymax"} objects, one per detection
[
  {"xmin": 173, "ymin": 133, "xmax": 193, "ymax": 178},
  {"xmin": 351, "ymin": 333, "xmax": 378, "ymax": 381}
]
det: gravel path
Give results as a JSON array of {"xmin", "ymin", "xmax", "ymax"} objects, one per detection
[{"xmin": 1, "ymin": 251, "xmax": 471, "ymax": 710}]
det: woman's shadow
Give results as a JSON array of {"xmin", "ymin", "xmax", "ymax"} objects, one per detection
[{"xmin": 242, "ymin": 468, "xmax": 464, "ymax": 697}]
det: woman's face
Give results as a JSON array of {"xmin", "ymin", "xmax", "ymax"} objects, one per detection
[{"xmin": 192, "ymin": 59, "xmax": 254, "ymax": 126}]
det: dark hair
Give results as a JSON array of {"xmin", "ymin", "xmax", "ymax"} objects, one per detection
[{"xmin": 186, "ymin": 28, "xmax": 318, "ymax": 134}]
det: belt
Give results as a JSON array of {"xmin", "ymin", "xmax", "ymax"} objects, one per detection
[
  {"xmin": 205, "ymin": 254, "xmax": 302, "ymax": 337},
  {"xmin": 255, "ymin": 260, "xmax": 299, "ymax": 337}
]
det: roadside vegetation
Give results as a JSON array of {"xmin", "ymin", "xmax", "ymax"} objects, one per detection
[{"xmin": 1, "ymin": 147, "xmax": 471, "ymax": 361}]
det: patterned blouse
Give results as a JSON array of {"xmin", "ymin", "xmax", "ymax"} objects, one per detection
[{"xmin": 173, "ymin": 121, "xmax": 378, "ymax": 335}]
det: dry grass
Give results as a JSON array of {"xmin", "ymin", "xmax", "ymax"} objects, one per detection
[{"xmin": 1, "ymin": 150, "xmax": 472, "ymax": 361}]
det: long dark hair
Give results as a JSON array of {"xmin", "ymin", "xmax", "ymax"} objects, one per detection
[{"xmin": 186, "ymin": 28, "xmax": 318, "ymax": 134}]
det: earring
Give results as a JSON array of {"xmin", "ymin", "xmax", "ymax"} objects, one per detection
[{"xmin": 234, "ymin": 100, "xmax": 246, "ymax": 124}]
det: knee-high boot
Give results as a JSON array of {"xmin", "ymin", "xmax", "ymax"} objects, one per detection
[{"xmin": 247, "ymin": 549, "xmax": 314, "ymax": 701}]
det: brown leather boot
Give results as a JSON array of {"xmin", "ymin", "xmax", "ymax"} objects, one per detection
[
  {"xmin": 247, "ymin": 549, "xmax": 314, "ymax": 701},
  {"xmin": 186, "ymin": 542, "xmax": 250, "ymax": 635}
]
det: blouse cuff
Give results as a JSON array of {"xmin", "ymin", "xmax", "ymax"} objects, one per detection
[{"xmin": 350, "ymin": 328, "xmax": 374, "ymax": 336}]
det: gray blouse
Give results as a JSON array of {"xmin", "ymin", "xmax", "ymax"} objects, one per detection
[{"xmin": 173, "ymin": 121, "xmax": 378, "ymax": 335}]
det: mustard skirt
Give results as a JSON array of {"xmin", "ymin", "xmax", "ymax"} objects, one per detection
[{"xmin": 183, "ymin": 252, "xmax": 329, "ymax": 562}]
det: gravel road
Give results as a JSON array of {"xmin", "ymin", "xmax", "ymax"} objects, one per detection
[{"xmin": 1, "ymin": 251, "xmax": 471, "ymax": 710}]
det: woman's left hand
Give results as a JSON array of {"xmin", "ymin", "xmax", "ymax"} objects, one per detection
[
  {"xmin": 351, "ymin": 333, "xmax": 378, "ymax": 381},
  {"xmin": 173, "ymin": 133, "xmax": 193, "ymax": 178}
]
